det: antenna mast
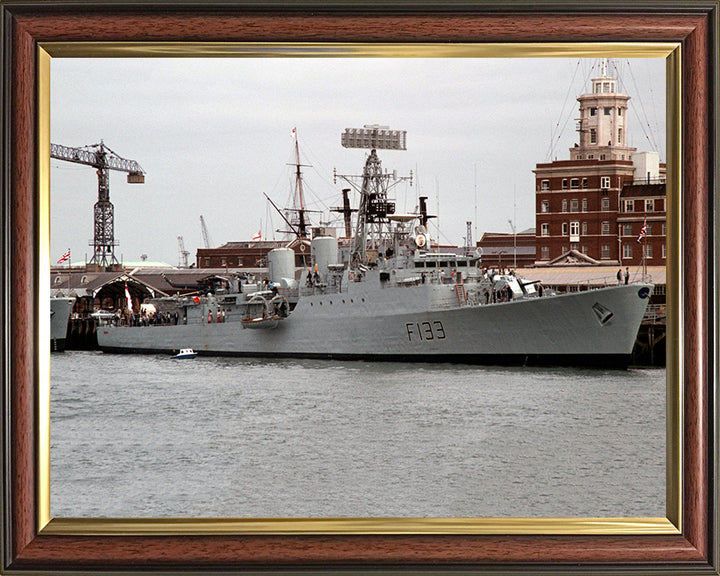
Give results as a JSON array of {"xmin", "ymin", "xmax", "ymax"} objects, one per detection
[{"xmin": 337, "ymin": 125, "xmax": 410, "ymax": 266}]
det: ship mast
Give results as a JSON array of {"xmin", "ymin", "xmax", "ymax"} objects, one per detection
[
  {"xmin": 291, "ymin": 128, "xmax": 309, "ymax": 239},
  {"xmin": 337, "ymin": 125, "xmax": 410, "ymax": 266}
]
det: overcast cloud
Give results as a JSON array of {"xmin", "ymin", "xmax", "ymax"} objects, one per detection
[{"xmin": 50, "ymin": 57, "xmax": 666, "ymax": 266}]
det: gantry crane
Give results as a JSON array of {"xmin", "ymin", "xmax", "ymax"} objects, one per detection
[{"xmin": 50, "ymin": 140, "xmax": 145, "ymax": 270}]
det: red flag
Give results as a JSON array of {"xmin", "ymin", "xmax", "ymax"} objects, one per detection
[
  {"xmin": 252, "ymin": 230, "xmax": 262, "ymax": 241},
  {"xmin": 57, "ymin": 248, "xmax": 71, "ymax": 264}
]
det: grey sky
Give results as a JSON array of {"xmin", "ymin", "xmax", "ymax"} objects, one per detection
[{"xmin": 50, "ymin": 57, "xmax": 665, "ymax": 266}]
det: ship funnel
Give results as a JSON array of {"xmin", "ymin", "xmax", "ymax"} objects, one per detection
[
  {"xmin": 418, "ymin": 196, "xmax": 437, "ymax": 229},
  {"xmin": 419, "ymin": 196, "xmax": 429, "ymax": 228},
  {"xmin": 268, "ymin": 248, "xmax": 295, "ymax": 284},
  {"xmin": 311, "ymin": 236, "xmax": 338, "ymax": 277}
]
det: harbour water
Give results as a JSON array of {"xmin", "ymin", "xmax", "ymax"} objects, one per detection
[{"xmin": 50, "ymin": 351, "xmax": 666, "ymax": 519}]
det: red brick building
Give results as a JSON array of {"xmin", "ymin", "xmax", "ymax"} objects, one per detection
[
  {"xmin": 476, "ymin": 230, "xmax": 537, "ymax": 269},
  {"xmin": 533, "ymin": 61, "xmax": 666, "ymax": 267},
  {"xmin": 196, "ymin": 241, "xmax": 288, "ymax": 269},
  {"xmin": 617, "ymin": 183, "xmax": 667, "ymax": 266}
]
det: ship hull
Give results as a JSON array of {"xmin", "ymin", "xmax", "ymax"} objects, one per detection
[
  {"xmin": 97, "ymin": 283, "xmax": 652, "ymax": 368},
  {"xmin": 51, "ymin": 297, "xmax": 74, "ymax": 352}
]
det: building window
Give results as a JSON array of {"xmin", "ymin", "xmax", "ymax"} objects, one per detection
[
  {"xmin": 645, "ymin": 223, "xmax": 652, "ymax": 236},
  {"xmin": 601, "ymin": 244, "xmax": 610, "ymax": 259},
  {"xmin": 582, "ymin": 245, "xmax": 588, "ymax": 254},
  {"xmin": 618, "ymin": 108, "xmax": 623, "ymax": 116},
  {"xmin": 622, "ymin": 223, "xmax": 633, "ymax": 236},
  {"xmin": 541, "ymin": 223, "xmax": 549, "ymax": 236},
  {"xmin": 204, "ymin": 258, "xmax": 210, "ymax": 266},
  {"xmin": 238, "ymin": 257, "xmax": 243, "ymax": 266},
  {"xmin": 601, "ymin": 176, "xmax": 610, "ymax": 189},
  {"xmin": 562, "ymin": 199, "xmax": 568, "ymax": 212},
  {"xmin": 588, "ymin": 154, "xmax": 594, "ymax": 159},
  {"xmin": 562, "ymin": 179, "xmax": 568, "ymax": 189},
  {"xmin": 581, "ymin": 198, "xmax": 588, "ymax": 211},
  {"xmin": 570, "ymin": 199, "xmax": 579, "ymax": 212},
  {"xmin": 570, "ymin": 242, "xmax": 579, "ymax": 251},
  {"xmin": 600, "ymin": 154, "xmax": 606, "ymax": 160},
  {"xmin": 624, "ymin": 199, "xmax": 634, "ymax": 212},
  {"xmin": 590, "ymin": 129, "xmax": 597, "ymax": 144},
  {"xmin": 662, "ymin": 244, "xmax": 666, "ymax": 259},
  {"xmin": 645, "ymin": 199, "xmax": 654, "ymax": 212},
  {"xmin": 602, "ymin": 221, "xmax": 610, "ymax": 235},
  {"xmin": 541, "ymin": 179, "xmax": 549, "ymax": 190},
  {"xmin": 562, "ymin": 222, "xmax": 568, "ymax": 236},
  {"xmin": 570, "ymin": 221, "xmax": 580, "ymax": 236},
  {"xmin": 541, "ymin": 200, "xmax": 550, "ymax": 213},
  {"xmin": 581, "ymin": 178, "xmax": 588, "ymax": 189},
  {"xmin": 603, "ymin": 82, "xmax": 611, "ymax": 93},
  {"xmin": 541, "ymin": 246, "xmax": 550, "ymax": 260},
  {"xmin": 622, "ymin": 244, "xmax": 633, "ymax": 259},
  {"xmin": 601, "ymin": 197, "xmax": 610, "ymax": 211},
  {"xmin": 604, "ymin": 107, "xmax": 612, "ymax": 115},
  {"xmin": 570, "ymin": 178, "xmax": 580, "ymax": 189},
  {"xmin": 662, "ymin": 223, "xmax": 667, "ymax": 235},
  {"xmin": 590, "ymin": 107, "xmax": 598, "ymax": 116},
  {"xmin": 644, "ymin": 244, "xmax": 653, "ymax": 259},
  {"xmin": 618, "ymin": 128, "xmax": 623, "ymax": 143},
  {"xmin": 581, "ymin": 221, "xmax": 588, "ymax": 235}
]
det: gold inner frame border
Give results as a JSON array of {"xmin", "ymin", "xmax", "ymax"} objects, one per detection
[{"xmin": 37, "ymin": 41, "xmax": 681, "ymax": 537}]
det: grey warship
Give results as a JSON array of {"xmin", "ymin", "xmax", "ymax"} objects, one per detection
[
  {"xmin": 51, "ymin": 294, "xmax": 74, "ymax": 352},
  {"xmin": 97, "ymin": 127, "xmax": 653, "ymax": 367}
]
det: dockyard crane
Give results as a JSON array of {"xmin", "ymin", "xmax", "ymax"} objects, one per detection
[
  {"xmin": 50, "ymin": 140, "xmax": 145, "ymax": 270},
  {"xmin": 199, "ymin": 215, "xmax": 214, "ymax": 248},
  {"xmin": 177, "ymin": 236, "xmax": 190, "ymax": 268}
]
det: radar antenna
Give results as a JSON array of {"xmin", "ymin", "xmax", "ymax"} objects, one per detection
[{"xmin": 336, "ymin": 125, "xmax": 411, "ymax": 266}]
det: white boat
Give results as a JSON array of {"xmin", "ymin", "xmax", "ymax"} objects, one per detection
[
  {"xmin": 170, "ymin": 348, "xmax": 197, "ymax": 359},
  {"xmin": 97, "ymin": 127, "xmax": 652, "ymax": 368}
]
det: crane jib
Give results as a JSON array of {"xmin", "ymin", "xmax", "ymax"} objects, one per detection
[{"xmin": 50, "ymin": 142, "xmax": 145, "ymax": 176}]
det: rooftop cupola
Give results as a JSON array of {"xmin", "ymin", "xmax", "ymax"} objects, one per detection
[
  {"xmin": 573, "ymin": 58, "xmax": 636, "ymax": 161},
  {"xmin": 592, "ymin": 58, "xmax": 617, "ymax": 94}
]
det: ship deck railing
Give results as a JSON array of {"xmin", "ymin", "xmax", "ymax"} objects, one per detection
[
  {"xmin": 298, "ymin": 284, "xmax": 342, "ymax": 297},
  {"xmin": 111, "ymin": 312, "xmax": 182, "ymax": 327},
  {"xmin": 643, "ymin": 304, "xmax": 667, "ymax": 324}
]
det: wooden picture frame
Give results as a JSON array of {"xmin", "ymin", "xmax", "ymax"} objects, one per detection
[{"xmin": 2, "ymin": 1, "xmax": 717, "ymax": 573}]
